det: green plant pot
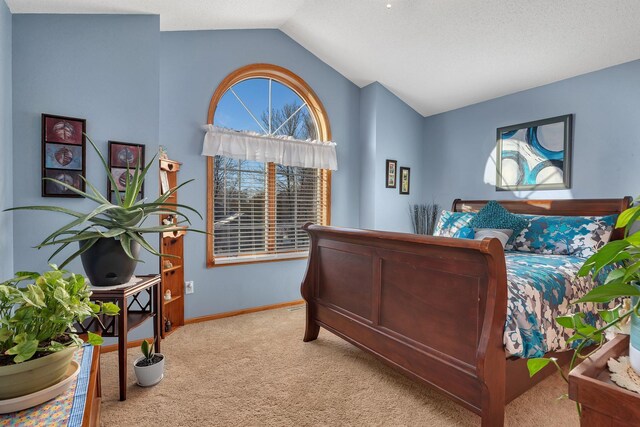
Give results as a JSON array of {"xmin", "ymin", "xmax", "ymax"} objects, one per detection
[{"xmin": 0, "ymin": 346, "xmax": 76, "ymax": 400}]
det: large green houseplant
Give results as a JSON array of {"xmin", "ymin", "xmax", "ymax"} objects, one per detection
[
  {"xmin": 0, "ymin": 266, "xmax": 119, "ymax": 399},
  {"xmin": 527, "ymin": 200, "xmax": 640, "ymax": 413},
  {"xmin": 8, "ymin": 136, "xmax": 202, "ymax": 286}
]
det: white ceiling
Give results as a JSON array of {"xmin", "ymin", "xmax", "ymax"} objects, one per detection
[{"xmin": 7, "ymin": 0, "xmax": 640, "ymax": 116}]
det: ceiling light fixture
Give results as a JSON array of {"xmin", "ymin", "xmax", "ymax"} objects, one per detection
[{"xmin": 386, "ymin": 3, "xmax": 392, "ymax": 9}]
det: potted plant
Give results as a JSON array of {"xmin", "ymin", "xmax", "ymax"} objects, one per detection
[
  {"xmin": 7, "ymin": 136, "xmax": 203, "ymax": 286},
  {"xmin": 133, "ymin": 338, "xmax": 164, "ymax": 387},
  {"xmin": 0, "ymin": 266, "xmax": 119, "ymax": 399},
  {"xmin": 527, "ymin": 199, "xmax": 640, "ymax": 413}
]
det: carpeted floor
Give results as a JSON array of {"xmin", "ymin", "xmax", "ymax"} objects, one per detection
[{"xmin": 100, "ymin": 306, "xmax": 579, "ymax": 426}]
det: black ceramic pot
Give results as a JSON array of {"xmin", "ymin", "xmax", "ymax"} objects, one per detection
[{"xmin": 79, "ymin": 237, "xmax": 141, "ymax": 286}]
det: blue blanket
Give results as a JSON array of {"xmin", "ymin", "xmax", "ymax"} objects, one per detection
[{"xmin": 504, "ymin": 252, "xmax": 609, "ymax": 358}]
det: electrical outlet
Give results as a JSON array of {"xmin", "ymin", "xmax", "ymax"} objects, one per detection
[{"xmin": 185, "ymin": 280, "xmax": 194, "ymax": 294}]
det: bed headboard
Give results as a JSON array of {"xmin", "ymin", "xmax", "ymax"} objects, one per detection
[{"xmin": 452, "ymin": 197, "xmax": 633, "ymax": 241}]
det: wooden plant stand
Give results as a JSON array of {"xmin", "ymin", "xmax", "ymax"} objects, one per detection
[{"xmin": 569, "ymin": 334, "xmax": 640, "ymax": 426}]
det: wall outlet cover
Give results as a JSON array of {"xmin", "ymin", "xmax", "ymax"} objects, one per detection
[{"xmin": 185, "ymin": 280, "xmax": 194, "ymax": 294}]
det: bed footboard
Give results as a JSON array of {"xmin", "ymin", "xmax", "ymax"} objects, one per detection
[{"xmin": 300, "ymin": 224, "xmax": 508, "ymax": 426}]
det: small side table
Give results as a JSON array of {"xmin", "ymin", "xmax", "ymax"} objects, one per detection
[
  {"xmin": 569, "ymin": 334, "xmax": 640, "ymax": 426},
  {"xmin": 78, "ymin": 275, "xmax": 162, "ymax": 401}
]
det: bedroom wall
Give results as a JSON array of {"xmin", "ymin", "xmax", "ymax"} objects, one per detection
[
  {"xmin": 0, "ymin": 0, "xmax": 12, "ymax": 280},
  {"xmin": 11, "ymin": 15, "xmax": 161, "ymax": 342},
  {"xmin": 359, "ymin": 82, "xmax": 424, "ymax": 232},
  {"xmin": 12, "ymin": 14, "xmax": 161, "ymax": 275},
  {"xmin": 359, "ymin": 83, "xmax": 377, "ymax": 229},
  {"xmin": 423, "ymin": 59, "xmax": 640, "ymax": 208},
  {"xmin": 160, "ymin": 29, "xmax": 361, "ymax": 319}
]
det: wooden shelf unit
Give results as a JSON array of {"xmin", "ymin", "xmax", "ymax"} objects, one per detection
[{"xmin": 159, "ymin": 158, "xmax": 185, "ymax": 338}]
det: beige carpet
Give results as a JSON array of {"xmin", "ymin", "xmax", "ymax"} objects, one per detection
[{"xmin": 100, "ymin": 306, "xmax": 579, "ymax": 426}]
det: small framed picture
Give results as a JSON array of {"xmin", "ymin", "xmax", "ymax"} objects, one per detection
[
  {"xmin": 109, "ymin": 141, "xmax": 144, "ymax": 168},
  {"xmin": 44, "ymin": 170, "xmax": 84, "ymax": 196},
  {"xmin": 108, "ymin": 141, "xmax": 145, "ymax": 202},
  {"xmin": 386, "ymin": 159, "xmax": 397, "ymax": 188},
  {"xmin": 43, "ymin": 114, "xmax": 85, "ymax": 145},
  {"xmin": 399, "ymin": 167, "xmax": 410, "ymax": 195},
  {"xmin": 44, "ymin": 143, "xmax": 83, "ymax": 170},
  {"xmin": 41, "ymin": 114, "xmax": 86, "ymax": 197}
]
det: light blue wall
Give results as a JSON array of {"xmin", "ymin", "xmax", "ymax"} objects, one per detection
[
  {"xmin": 159, "ymin": 29, "xmax": 361, "ymax": 319},
  {"xmin": 12, "ymin": 14, "xmax": 161, "ymax": 275},
  {"xmin": 12, "ymin": 14, "xmax": 161, "ymax": 342},
  {"xmin": 359, "ymin": 82, "xmax": 424, "ymax": 232},
  {"xmin": 359, "ymin": 83, "xmax": 377, "ymax": 229},
  {"xmin": 0, "ymin": 0, "xmax": 12, "ymax": 280},
  {"xmin": 423, "ymin": 60, "xmax": 640, "ymax": 208}
]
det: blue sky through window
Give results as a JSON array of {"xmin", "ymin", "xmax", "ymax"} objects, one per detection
[{"xmin": 213, "ymin": 78, "xmax": 313, "ymax": 136}]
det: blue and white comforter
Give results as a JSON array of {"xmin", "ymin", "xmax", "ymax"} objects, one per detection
[{"xmin": 504, "ymin": 252, "xmax": 609, "ymax": 358}]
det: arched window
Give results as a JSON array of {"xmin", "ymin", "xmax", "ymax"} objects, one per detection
[{"xmin": 206, "ymin": 64, "xmax": 331, "ymax": 266}]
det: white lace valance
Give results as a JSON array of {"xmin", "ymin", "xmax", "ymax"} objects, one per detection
[{"xmin": 201, "ymin": 125, "xmax": 338, "ymax": 170}]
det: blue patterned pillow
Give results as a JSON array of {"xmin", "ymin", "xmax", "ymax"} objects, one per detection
[
  {"xmin": 453, "ymin": 226, "xmax": 475, "ymax": 239},
  {"xmin": 467, "ymin": 201, "xmax": 528, "ymax": 245},
  {"xmin": 512, "ymin": 214, "xmax": 617, "ymax": 259},
  {"xmin": 433, "ymin": 211, "xmax": 475, "ymax": 237}
]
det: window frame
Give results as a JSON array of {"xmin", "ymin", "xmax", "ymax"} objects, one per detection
[{"xmin": 206, "ymin": 63, "xmax": 332, "ymax": 268}]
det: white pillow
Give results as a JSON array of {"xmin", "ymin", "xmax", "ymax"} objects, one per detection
[{"xmin": 474, "ymin": 228, "xmax": 514, "ymax": 248}]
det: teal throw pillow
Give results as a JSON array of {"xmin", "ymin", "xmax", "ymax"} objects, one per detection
[
  {"xmin": 453, "ymin": 226, "xmax": 475, "ymax": 239},
  {"xmin": 467, "ymin": 201, "xmax": 528, "ymax": 245},
  {"xmin": 433, "ymin": 211, "xmax": 476, "ymax": 237}
]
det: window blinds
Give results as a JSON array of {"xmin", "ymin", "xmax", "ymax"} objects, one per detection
[{"xmin": 205, "ymin": 126, "xmax": 332, "ymax": 263}]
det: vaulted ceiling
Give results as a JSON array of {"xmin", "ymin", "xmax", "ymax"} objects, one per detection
[{"xmin": 7, "ymin": 0, "xmax": 640, "ymax": 116}]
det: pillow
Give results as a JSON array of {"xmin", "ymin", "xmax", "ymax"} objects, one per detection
[
  {"xmin": 453, "ymin": 226, "xmax": 475, "ymax": 239},
  {"xmin": 473, "ymin": 228, "xmax": 513, "ymax": 248},
  {"xmin": 512, "ymin": 214, "xmax": 617, "ymax": 258},
  {"xmin": 467, "ymin": 201, "xmax": 528, "ymax": 245},
  {"xmin": 433, "ymin": 210, "xmax": 475, "ymax": 237}
]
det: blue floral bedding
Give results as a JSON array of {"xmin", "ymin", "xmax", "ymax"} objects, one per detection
[{"xmin": 504, "ymin": 252, "xmax": 609, "ymax": 358}]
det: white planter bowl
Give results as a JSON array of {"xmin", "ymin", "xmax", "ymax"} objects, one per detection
[{"xmin": 133, "ymin": 354, "xmax": 164, "ymax": 387}]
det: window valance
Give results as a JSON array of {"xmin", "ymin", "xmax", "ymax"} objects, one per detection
[{"xmin": 201, "ymin": 125, "xmax": 338, "ymax": 170}]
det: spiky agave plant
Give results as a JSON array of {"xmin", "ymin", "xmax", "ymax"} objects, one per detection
[{"xmin": 7, "ymin": 136, "xmax": 203, "ymax": 267}]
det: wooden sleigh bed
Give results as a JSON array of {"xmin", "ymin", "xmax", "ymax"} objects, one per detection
[{"xmin": 300, "ymin": 197, "xmax": 632, "ymax": 426}]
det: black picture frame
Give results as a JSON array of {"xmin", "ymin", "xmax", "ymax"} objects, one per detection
[
  {"xmin": 108, "ymin": 141, "xmax": 145, "ymax": 202},
  {"xmin": 385, "ymin": 159, "xmax": 397, "ymax": 188},
  {"xmin": 496, "ymin": 114, "xmax": 573, "ymax": 191},
  {"xmin": 41, "ymin": 113, "xmax": 86, "ymax": 197},
  {"xmin": 399, "ymin": 167, "xmax": 410, "ymax": 195}
]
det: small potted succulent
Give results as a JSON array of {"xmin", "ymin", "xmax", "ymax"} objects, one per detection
[
  {"xmin": 0, "ymin": 266, "xmax": 119, "ymax": 399},
  {"xmin": 133, "ymin": 338, "xmax": 164, "ymax": 387}
]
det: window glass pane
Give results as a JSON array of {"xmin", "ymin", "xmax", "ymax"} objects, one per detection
[
  {"xmin": 211, "ymin": 73, "xmax": 326, "ymax": 262},
  {"xmin": 214, "ymin": 79, "xmax": 268, "ymax": 134},
  {"xmin": 275, "ymin": 166, "xmax": 320, "ymax": 252},
  {"xmin": 213, "ymin": 156, "xmax": 267, "ymax": 256}
]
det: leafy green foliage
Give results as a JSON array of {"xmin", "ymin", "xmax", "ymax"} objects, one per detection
[
  {"xmin": 5, "ymin": 135, "xmax": 204, "ymax": 268},
  {"xmin": 526, "ymin": 358, "xmax": 553, "ymax": 377},
  {"xmin": 141, "ymin": 338, "xmax": 155, "ymax": 362},
  {"xmin": 0, "ymin": 266, "xmax": 120, "ymax": 364}
]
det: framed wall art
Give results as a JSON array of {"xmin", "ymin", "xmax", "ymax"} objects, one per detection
[
  {"xmin": 108, "ymin": 141, "xmax": 145, "ymax": 202},
  {"xmin": 41, "ymin": 114, "xmax": 86, "ymax": 197},
  {"xmin": 399, "ymin": 166, "xmax": 410, "ymax": 195},
  {"xmin": 496, "ymin": 114, "xmax": 573, "ymax": 191},
  {"xmin": 385, "ymin": 159, "xmax": 397, "ymax": 188}
]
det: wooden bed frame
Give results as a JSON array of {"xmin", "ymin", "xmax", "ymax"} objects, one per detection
[{"xmin": 300, "ymin": 197, "xmax": 632, "ymax": 426}]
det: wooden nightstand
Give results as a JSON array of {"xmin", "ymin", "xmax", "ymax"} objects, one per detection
[{"xmin": 569, "ymin": 334, "xmax": 640, "ymax": 426}]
